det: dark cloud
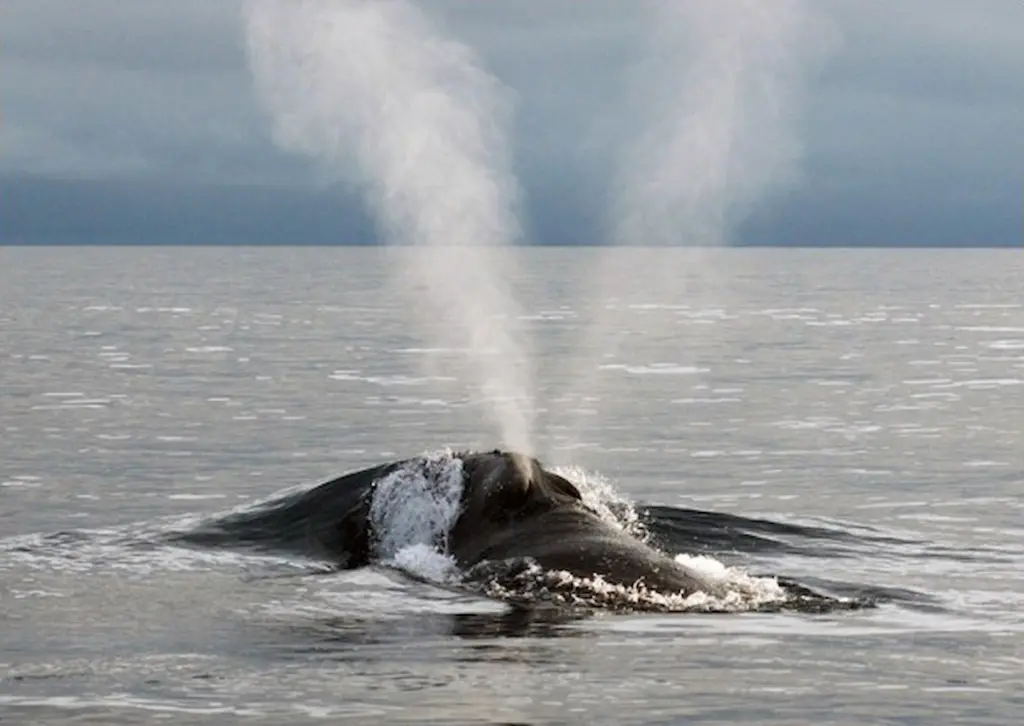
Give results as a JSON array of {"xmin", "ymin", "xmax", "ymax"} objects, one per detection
[
  {"xmin": 1, "ymin": 173, "xmax": 375, "ymax": 245},
  {"xmin": 3, "ymin": 0, "xmax": 1021, "ymax": 246},
  {"xmin": 7, "ymin": 169, "xmax": 1012, "ymax": 248},
  {"xmin": 6, "ymin": 1, "xmax": 244, "ymax": 73}
]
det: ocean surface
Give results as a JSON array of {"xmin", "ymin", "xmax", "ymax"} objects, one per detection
[{"xmin": 1, "ymin": 246, "xmax": 1022, "ymax": 724}]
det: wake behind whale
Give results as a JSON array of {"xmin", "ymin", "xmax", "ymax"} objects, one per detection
[{"xmin": 170, "ymin": 449, "xmax": 873, "ymax": 614}]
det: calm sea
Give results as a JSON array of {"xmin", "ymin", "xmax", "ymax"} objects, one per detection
[{"xmin": 1, "ymin": 247, "xmax": 1022, "ymax": 724}]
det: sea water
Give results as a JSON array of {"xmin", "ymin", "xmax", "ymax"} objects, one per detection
[{"xmin": 1, "ymin": 246, "xmax": 1022, "ymax": 724}]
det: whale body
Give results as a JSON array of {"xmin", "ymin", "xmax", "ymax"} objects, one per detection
[
  {"xmin": 175, "ymin": 450, "xmax": 718, "ymax": 594},
  {"xmin": 172, "ymin": 449, "xmax": 868, "ymax": 611}
]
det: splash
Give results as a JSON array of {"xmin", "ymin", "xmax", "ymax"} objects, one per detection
[
  {"xmin": 243, "ymin": 0, "xmax": 535, "ymax": 452},
  {"xmin": 472, "ymin": 558, "xmax": 791, "ymax": 614},
  {"xmin": 367, "ymin": 451, "xmax": 464, "ymax": 578},
  {"xmin": 551, "ymin": 464, "xmax": 645, "ymax": 538}
]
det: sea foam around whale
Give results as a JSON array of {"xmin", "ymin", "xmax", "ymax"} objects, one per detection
[{"xmin": 363, "ymin": 450, "xmax": 792, "ymax": 612}]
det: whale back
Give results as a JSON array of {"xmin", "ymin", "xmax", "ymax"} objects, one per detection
[
  {"xmin": 167, "ymin": 461, "xmax": 401, "ymax": 567},
  {"xmin": 453, "ymin": 451, "xmax": 582, "ymax": 538},
  {"xmin": 447, "ymin": 451, "xmax": 712, "ymax": 594}
]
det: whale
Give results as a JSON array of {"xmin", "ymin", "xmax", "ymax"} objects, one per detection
[
  {"xmin": 174, "ymin": 449, "xmax": 722, "ymax": 596},
  {"xmin": 172, "ymin": 449, "xmax": 870, "ymax": 611}
]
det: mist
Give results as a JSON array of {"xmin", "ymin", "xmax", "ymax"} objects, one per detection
[
  {"xmin": 554, "ymin": 0, "xmax": 835, "ymax": 449},
  {"xmin": 612, "ymin": 0, "xmax": 833, "ymax": 247},
  {"xmin": 244, "ymin": 0, "xmax": 535, "ymax": 452}
]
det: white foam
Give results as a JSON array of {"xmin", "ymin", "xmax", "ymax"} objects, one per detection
[
  {"xmin": 368, "ymin": 451, "xmax": 465, "ymax": 579},
  {"xmin": 389, "ymin": 542, "xmax": 460, "ymax": 585},
  {"xmin": 551, "ymin": 464, "xmax": 643, "ymax": 535},
  {"xmin": 675, "ymin": 553, "xmax": 785, "ymax": 598},
  {"xmin": 478, "ymin": 557, "xmax": 789, "ymax": 614}
]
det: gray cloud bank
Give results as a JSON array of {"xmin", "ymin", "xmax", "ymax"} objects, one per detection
[{"xmin": 3, "ymin": 0, "xmax": 1021, "ymax": 246}]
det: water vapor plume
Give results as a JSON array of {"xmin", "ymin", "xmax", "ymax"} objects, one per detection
[
  {"xmin": 244, "ymin": 0, "xmax": 535, "ymax": 452},
  {"xmin": 613, "ymin": 0, "xmax": 833, "ymax": 247},
  {"xmin": 555, "ymin": 0, "xmax": 835, "ymax": 450}
]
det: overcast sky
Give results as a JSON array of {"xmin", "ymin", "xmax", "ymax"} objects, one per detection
[{"xmin": 3, "ymin": 0, "xmax": 1022, "ymax": 246}]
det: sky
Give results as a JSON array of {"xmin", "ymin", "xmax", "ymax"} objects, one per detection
[{"xmin": 3, "ymin": 0, "xmax": 1022, "ymax": 246}]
